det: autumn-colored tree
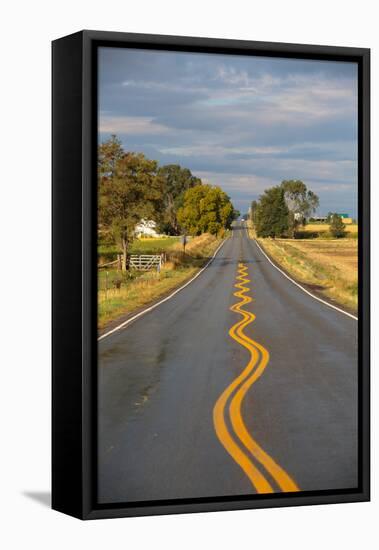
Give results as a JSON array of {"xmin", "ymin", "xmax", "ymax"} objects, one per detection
[
  {"xmin": 157, "ymin": 164, "xmax": 201, "ymax": 234},
  {"xmin": 98, "ymin": 134, "xmax": 124, "ymax": 179},
  {"xmin": 98, "ymin": 138, "xmax": 164, "ymax": 270},
  {"xmin": 177, "ymin": 184, "xmax": 234, "ymax": 235}
]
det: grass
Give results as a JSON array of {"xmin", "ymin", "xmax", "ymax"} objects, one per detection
[
  {"xmin": 245, "ymin": 219, "xmax": 358, "ymax": 311},
  {"xmin": 299, "ymin": 223, "xmax": 358, "ymax": 239},
  {"xmin": 255, "ymin": 236, "xmax": 358, "ymax": 312},
  {"xmin": 305, "ymin": 222, "xmax": 358, "ymax": 232},
  {"xmin": 130, "ymin": 237, "xmax": 181, "ymax": 254},
  {"xmin": 98, "ymin": 233, "xmax": 222, "ymax": 329},
  {"xmin": 246, "ymin": 219, "xmax": 256, "ymax": 239},
  {"xmin": 246, "ymin": 219, "xmax": 358, "ymax": 239}
]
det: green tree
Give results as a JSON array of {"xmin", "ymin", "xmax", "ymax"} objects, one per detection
[
  {"xmin": 177, "ymin": 184, "xmax": 234, "ymax": 235},
  {"xmin": 98, "ymin": 138, "xmax": 164, "ymax": 270},
  {"xmin": 281, "ymin": 180, "xmax": 319, "ymax": 237},
  {"xmin": 329, "ymin": 214, "xmax": 346, "ymax": 238},
  {"xmin": 157, "ymin": 164, "xmax": 201, "ymax": 234},
  {"xmin": 255, "ymin": 186, "xmax": 289, "ymax": 238}
]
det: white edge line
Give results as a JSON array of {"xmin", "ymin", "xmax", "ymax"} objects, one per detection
[
  {"xmin": 253, "ymin": 236, "xmax": 358, "ymax": 321},
  {"xmin": 98, "ymin": 238, "xmax": 227, "ymax": 341}
]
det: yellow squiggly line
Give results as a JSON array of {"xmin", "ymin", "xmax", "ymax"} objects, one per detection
[{"xmin": 213, "ymin": 263, "xmax": 299, "ymax": 493}]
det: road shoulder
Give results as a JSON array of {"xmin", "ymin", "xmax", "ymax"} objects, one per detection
[{"xmin": 250, "ymin": 235, "xmax": 357, "ymax": 320}]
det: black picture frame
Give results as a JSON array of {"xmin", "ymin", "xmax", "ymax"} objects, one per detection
[{"xmin": 52, "ymin": 30, "xmax": 370, "ymax": 520}]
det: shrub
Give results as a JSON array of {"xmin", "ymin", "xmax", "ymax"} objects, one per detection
[{"xmin": 329, "ymin": 214, "xmax": 346, "ymax": 238}]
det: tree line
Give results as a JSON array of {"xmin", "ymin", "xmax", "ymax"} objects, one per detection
[
  {"xmin": 250, "ymin": 180, "xmax": 348, "ymax": 238},
  {"xmin": 250, "ymin": 180, "xmax": 320, "ymax": 238},
  {"xmin": 98, "ymin": 136, "xmax": 237, "ymax": 270}
]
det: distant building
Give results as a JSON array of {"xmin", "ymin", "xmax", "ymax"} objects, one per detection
[
  {"xmin": 311, "ymin": 216, "xmax": 327, "ymax": 222},
  {"xmin": 134, "ymin": 219, "xmax": 160, "ymax": 237},
  {"xmin": 307, "ymin": 214, "xmax": 353, "ymax": 224}
]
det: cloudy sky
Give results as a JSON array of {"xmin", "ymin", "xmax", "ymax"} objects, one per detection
[{"xmin": 99, "ymin": 47, "xmax": 358, "ymax": 217}]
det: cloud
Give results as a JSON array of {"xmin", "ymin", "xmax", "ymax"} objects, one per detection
[
  {"xmin": 98, "ymin": 47, "xmax": 358, "ymax": 217},
  {"xmin": 99, "ymin": 115, "xmax": 170, "ymax": 136}
]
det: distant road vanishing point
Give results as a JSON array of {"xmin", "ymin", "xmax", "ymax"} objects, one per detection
[{"xmin": 98, "ymin": 224, "xmax": 358, "ymax": 504}]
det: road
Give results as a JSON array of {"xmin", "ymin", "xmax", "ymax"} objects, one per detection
[{"xmin": 98, "ymin": 224, "xmax": 358, "ymax": 503}]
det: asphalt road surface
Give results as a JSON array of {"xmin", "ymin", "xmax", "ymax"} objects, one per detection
[{"xmin": 98, "ymin": 224, "xmax": 358, "ymax": 503}]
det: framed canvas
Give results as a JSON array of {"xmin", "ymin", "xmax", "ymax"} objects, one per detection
[{"xmin": 52, "ymin": 30, "xmax": 370, "ymax": 519}]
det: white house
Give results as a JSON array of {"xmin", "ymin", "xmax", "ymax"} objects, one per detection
[{"xmin": 134, "ymin": 219, "xmax": 160, "ymax": 237}]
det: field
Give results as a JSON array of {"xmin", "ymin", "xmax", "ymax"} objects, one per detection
[
  {"xmin": 306, "ymin": 222, "xmax": 357, "ymax": 232},
  {"xmin": 256, "ymin": 237, "xmax": 358, "ymax": 312},
  {"xmin": 98, "ymin": 236, "xmax": 181, "ymax": 264},
  {"xmin": 98, "ymin": 233, "xmax": 222, "ymax": 329},
  {"xmin": 298, "ymin": 223, "xmax": 358, "ymax": 238}
]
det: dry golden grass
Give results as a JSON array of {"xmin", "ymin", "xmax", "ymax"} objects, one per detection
[
  {"xmin": 304, "ymin": 223, "xmax": 358, "ymax": 234},
  {"xmin": 256, "ymin": 237, "xmax": 358, "ymax": 312},
  {"xmin": 171, "ymin": 233, "xmax": 220, "ymax": 256},
  {"xmin": 98, "ymin": 266, "xmax": 198, "ymax": 328},
  {"xmin": 246, "ymin": 219, "xmax": 256, "ymax": 239},
  {"xmin": 98, "ymin": 233, "xmax": 222, "ymax": 329},
  {"xmin": 285, "ymin": 239, "xmax": 357, "ymax": 283}
]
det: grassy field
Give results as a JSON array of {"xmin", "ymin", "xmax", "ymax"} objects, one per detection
[
  {"xmin": 256, "ymin": 237, "xmax": 358, "ymax": 312},
  {"xmin": 245, "ymin": 219, "xmax": 358, "ymax": 312},
  {"xmin": 98, "ymin": 236, "xmax": 181, "ymax": 264},
  {"xmin": 306, "ymin": 222, "xmax": 358, "ymax": 232},
  {"xmin": 298, "ymin": 223, "xmax": 358, "ymax": 238},
  {"xmin": 98, "ymin": 233, "xmax": 222, "ymax": 329}
]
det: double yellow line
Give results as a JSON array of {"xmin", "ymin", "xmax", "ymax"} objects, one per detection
[{"xmin": 213, "ymin": 263, "xmax": 299, "ymax": 494}]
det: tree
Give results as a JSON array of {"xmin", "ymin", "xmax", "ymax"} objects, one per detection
[
  {"xmin": 250, "ymin": 200, "xmax": 258, "ymax": 223},
  {"xmin": 255, "ymin": 186, "xmax": 289, "ymax": 238},
  {"xmin": 329, "ymin": 214, "xmax": 346, "ymax": 238},
  {"xmin": 98, "ymin": 138, "xmax": 164, "ymax": 270},
  {"xmin": 157, "ymin": 164, "xmax": 201, "ymax": 234},
  {"xmin": 177, "ymin": 184, "xmax": 234, "ymax": 235},
  {"xmin": 281, "ymin": 180, "xmax": 319, "ymax": 237},
  {"xmin": 327, "ymin": 212, "xmax": 337, "ymax": 224},
  {"xmin": 98, "ymin": 135, "xmax": 124, "ymax": 179}
]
